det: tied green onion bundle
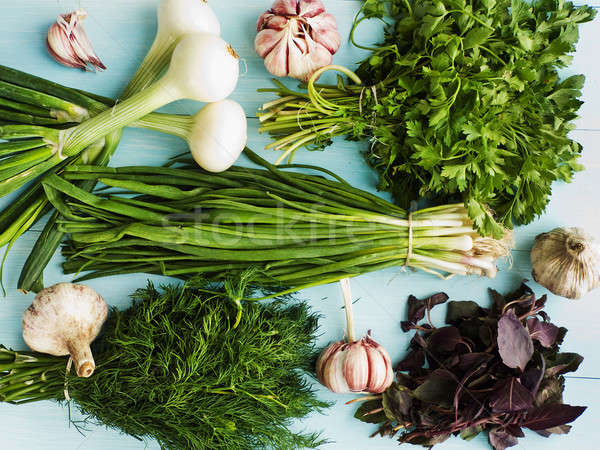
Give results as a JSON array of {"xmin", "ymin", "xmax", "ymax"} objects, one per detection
[
  {"xmin": 36, "ymin": 149, "xmax": 511, "ymax": 294},
  {"xmin": 0, "ymin": 282, "xmax": 327, "ymax": 449},
  {"xmin": 258, "ymin": 0, "xmax": 595, "ymax": 237}
]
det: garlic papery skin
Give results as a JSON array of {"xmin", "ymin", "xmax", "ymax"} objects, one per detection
[
  {"xmin": 255, "ymin": 0, "xmax": 341, "ymax": 81},
  {"xmin": 46, "ymin": 10, "xmax": 106, "ymax": 71},
  {"xmin": 531, "ymin": 227, "xmax": 600, "ymax": 299},
  {"xmin": 316, "ymin": 334, "xmax": 394, "ymax": 394},
  {"xmin": 22, "ymin": 283, "xmax": 108, "ymax": 378}
]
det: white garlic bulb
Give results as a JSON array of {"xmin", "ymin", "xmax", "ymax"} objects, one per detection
[
  {"xmin": 531, "ymin": 227, "xmax": 600, "ymax": 299},
  {"xmin": 22, "ymin": 283, "xmax": 108, "ymax": 377}
]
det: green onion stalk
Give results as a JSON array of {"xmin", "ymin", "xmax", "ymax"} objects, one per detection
[
  {"xmin": 40, "ymin": 149, "xmax": 512, "ymax": 299},
  {"xmin": 0, "ymin": 34, "xmax": 193, "ymax": 291}
]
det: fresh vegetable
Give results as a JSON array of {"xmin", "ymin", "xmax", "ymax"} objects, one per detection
[
  {"xmin": 255, "ymin": 0, "xmax": 341, "ymax": 81},
  {"xmin": 46, "ymin": 9, "xmax": 106, "ymax": 71},
  {"xmin": 0, "ymin": 32, "xmax": 239, "ymax": 198},
  {"xmin": 31, "ymin": 149, "xmax": 512, "ymax": 292},
  {"xmin": 121, "ymin": 0, "xmax": 221, "ymax": 98},
  {"xmin": 0, "ymin": 281, "xmax": 328, "ymax": 449},
  {"xmin": 22, "ymin": 283, "xmax": 107, "ymax": 378},
  {"xmin": 258, "ymin": 0, "xmax": 595, "ymax": 237},
  {"xmin": 316, "ymin": 278, "xmax": 394, "ymax": 394},
  {"xmin": 136, "ymin": 99, "xmax": 247, "ymax": 173},
  {"xmin": 354, "ymin": 284, "xmax": 586, "ymax": 449},
  {"xmin": 531, "ymin": 227, "xmax": 600, "ymax": 299}
]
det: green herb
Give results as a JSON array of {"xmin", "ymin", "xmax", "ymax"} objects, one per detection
[
  {"xmin": 32, "ymin": 149, "xmax": 512, "ymax": 294},
  {"xmin": 0, "ymin": 281, "xmax": 327, "ymax": 449},
  {"xmin": 353, "ymin": 284, "xmax": 585, "ymax": 449},
  {"xmin": 258, "ymin": 0, "xmax": 595, "ymax": 237}
]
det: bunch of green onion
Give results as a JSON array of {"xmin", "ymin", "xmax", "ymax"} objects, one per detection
[
  {"xmin": 0, "ymin": 1, "xmax": 236, "ymax": 292},
  {"xmin": 43, "ymin": 149, "xmax": 512, "ymax": 297}
]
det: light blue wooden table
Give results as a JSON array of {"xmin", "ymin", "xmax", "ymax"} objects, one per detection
[{"xmin": 1, "ymin": 1, "xmax": 599, "ymax": 448}]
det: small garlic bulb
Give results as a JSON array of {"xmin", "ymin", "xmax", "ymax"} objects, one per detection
[
  {"xmin": 316, "ymin": 333, "xmax": 394, "ymax": 394},
  {"xmin": 22, "ymin": 283, "xmax": 108, "ymax": 378},
  {"xmin": 531, "ymin": 227, "xmax": 600, "ymax": 299}
]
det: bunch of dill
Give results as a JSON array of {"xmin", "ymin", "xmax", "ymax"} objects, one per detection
[{"xmin": 1, "ymin": 282, "xmax": 328, "ymax": 449}]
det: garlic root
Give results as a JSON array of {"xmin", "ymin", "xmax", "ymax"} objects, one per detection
[{"xmin": 22, "ymin": 283, "xmax": 108, "ymax": 378}]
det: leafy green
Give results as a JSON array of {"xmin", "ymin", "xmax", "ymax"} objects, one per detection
[
  {"xmin": 0, "ymin": 282, "xmax": 328, "ymax": 449},
  {"xmin": 259, "ymin": 0, "xmax": 596, "ymax": 236}
]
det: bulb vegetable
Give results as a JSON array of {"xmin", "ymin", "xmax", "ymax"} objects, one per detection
[
  {"xmin": 120, "ymin": 0, "xmax": 220, "ymax": 97},
  {"xmin": 531, "ymin": 227, "xmax": 600, "ymax": 299},
  {"xmin": 0, "ymin": 32, "xmax": 239, "ymax": 198},
  {"xmin": 316, "ymin": 279, "xmax": 393, "ymax": 394},
  {"xmin": 255, "ymin": 0, "xmax": 341, "ymax": 81},
  {"xmin": 136, "ymin": 99, "xmax": 247, "ymax": 173},
  {"xmin": 22, "ymin": 282, "xmax": 107, "ymax": 378}
]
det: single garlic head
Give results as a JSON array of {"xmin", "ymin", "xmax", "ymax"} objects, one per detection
[
  {"xmin": 22, "ymin": 283, "xmax": 108, "ymax": 378},
  {"xmin": 46, "ymin": 10, "xmax": 106, "ymax": 71},
  {"xmin": 531, "ymin": 227, "xmax": 600, "ymax": 299},
  {"xmin": 316, "ymin": 333, "xmax": 394, "ymax": 394},
  {"xmin": 255, "ymin": 0, "xmax": 341, "ymax": 81}
]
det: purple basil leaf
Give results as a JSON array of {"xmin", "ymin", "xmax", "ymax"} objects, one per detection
[
  {"xmin": 401, "ymin": 321, "xmax": 415, "ymax": 332},
  {"xmin": 354, "ymin": 399, "xmax": 387, "ymax": 424},
  {"xmin": 460, "ymin": 425, "xmax": 484, "ymax": 441},
  {"xmin": 535, "ymin": 425, "xmax": 572, "ymax": 438},
  {"xmin": 397, "ymin": 349, "xmax": 425, "ymax": 372},
  {"xmin": 412, "ymin": 369, "xmax": 457, "ymax": 407},
  {"xmin": 489, "ymin": 428, "xmax": 519, "ymax": 450},
  {"xmin": 538, "ymin": 311, "xmax": 550, "ymax": 322},
  {"xmin": 489, "ymin": 288, "xmax": 506, "ymax": 314},
  {"xmin": 428, "ymin": 326, "xmax": 462, "ymax": 353},
  {"xmin": 505, "ymin": 425, "xmax": 525, "ymax": 438},
  {"xmin": 458, "ymin": 353, "xmax": 494, "ymax": 372},
  {"xmin": 522, "ymin": 404, "xmax": 587, "ymax": 430},
  {"xmin": 407, "ymin": 295, "xmax": 426, "ymax": 324},
  {"xmin": 535, "ymin": 377, "xmax": 564, "ymax": 406},
  {"xmin": 534, "ymin": 294, "xmax": 548, "ymax": 310},
  {"xmin": 520, "ymin": 369, "xmax": 543, "ymax": 395},
  {"xmin": 446, "ymin": 301, "xmax": 481, "ymax": 324},
  {"xmin": 489, "ymin": 377, "xmax": 534, "ymax": 413},
  {"xmin": 410, "ymin": 332, "xmax": 428, "ymax": 350},
  {"xmin": 545, "ymin": 353, "xmax": 584, "ymax": 377},
  {"xmin": 527, "ymin": 318, "xmax": 559, "ymax": 348},
  {"xmin": 426, "ymin": 292, "xmax": 449, "ymax": 310},
  {"xmin": 382, "ymin": 383, "xmax": 412, "ymax": 421},
  {"xmin": 497, "ymin": 310, "xmax": 534, "ymax": 371}
]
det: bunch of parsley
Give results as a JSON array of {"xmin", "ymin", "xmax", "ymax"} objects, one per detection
[{"xmin": 259, "ymin": 0, "xmax": 595, "ymax": 237}]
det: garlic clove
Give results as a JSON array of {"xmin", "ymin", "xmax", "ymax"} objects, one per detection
[
  {"xmin": 263, "ymin": 35, "xmax": 290, "ymax": 78},
  {"xmin": 299, "ymin": 0, "xmax": 326, "ymax": 18},
  {"xmin": 22, "ymin": 283, "xmax": 108, "ymax": 378},
  {"xmin": 306, "ymin": 13, "xmax": 341, "ymax": 54},
  {"xmin": 364, "ymin": 335, "xmax": 394, "ymax": 393},
  {"xmin": 322, "ymin": 344, "xmax": 351, "ymax": 393},
  {"xmin": 47, "ymin": 10, "xmax": 105, "ymax": 71},
  {"xmin": 343, "ymin": 341, "xmax": 370, "ymax": 392},
  {"xmin": 272, "ymin": 0, "xmax": 299, "ymax": 15},
  {"xmin": 255, "ymin": 28, "xmax": 286, "ymax": 59},
  {"xmin": 531, "ymin": 227, "xmax": 600, "ymax": 299},
  {"xmin": 287, "ymin": 28, "xmax": 333, "ymax": 81},
  {"xmin": 47, "ymin": 22, "xmax": 88, "ymax": 70},
  {"xmin": 316, "ymin": 339, "xmax": 343, "ymax": 383}
]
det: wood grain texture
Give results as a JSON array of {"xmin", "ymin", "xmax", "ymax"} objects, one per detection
[{"xmin": 1, "ymin": 1, "xmax": 600, "ymax": 449}]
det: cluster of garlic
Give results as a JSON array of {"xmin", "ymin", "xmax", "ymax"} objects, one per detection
[{"xmin": 255, "ymin": 0, "xmax": 341, "ymax": 81}]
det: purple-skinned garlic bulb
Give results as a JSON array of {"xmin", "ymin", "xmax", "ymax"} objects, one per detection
[
  {"xmin": 315, "ymin": 278, "xmax": 394, "ymax": 394},
  {"xmin": 46, "ymin": 9, "xmax": 106, "ymax": 71},
  {"xmin": 22, "ymin": 283, "xmax": 108, "ymax": 378},
  {"xmin": 255, "ymin": 0, "xmax": 341, "ymax": 81}
]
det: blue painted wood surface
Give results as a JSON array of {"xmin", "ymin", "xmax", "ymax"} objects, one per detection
[{"xmin": 1, "ymin": 1, "xmax": 599, "ymax": 448}]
